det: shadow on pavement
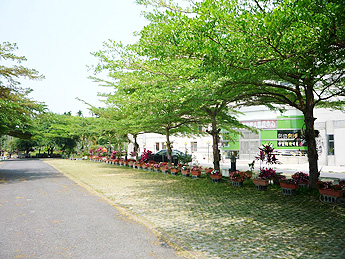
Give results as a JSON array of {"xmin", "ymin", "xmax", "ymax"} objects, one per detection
[{"xmin": 0, "ymin": 159, "xmax": 62, "ymax": 184}]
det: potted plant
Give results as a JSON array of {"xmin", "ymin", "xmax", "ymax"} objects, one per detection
[
  {"xmin": 279, "ymin": 177, "xmax": 299, "ymax": 195},
  {"xmin": 317, "ymin": 180, "xmax": 345, "ymax": 203},
  {"xmin": 140, "ymin": 150, "xmax": 154, "ymax": 163},
  {"xmin": 229, "ymin": 171, "xmax": 251, "ymax": 187},
  {"xmin": 210, "ymin": 170, "xmax": 222, "ymax": 183},
  {"xmin": 153, "ymin": 163, "xmax": 161, "ymax": 172},
  {"xmin": 204, "ymin": 167, "xmax": 213, "ymax": 175},
  {"xmin": 170, "ymin": 165, "xmax": 179, "ymax": 175},
  {"xmin": 181, "ymin": 165, "xmax": 190, "ymax": 177},
  {"xmin": 292, "ymin": 171, "xmax": 309, "ymax": 187},
  {"xmin": 134, "ymin": 161, "xmax": 141, "ymax": 169},
  {"xmin": 128, "ymin": 159, "xmax": 135, "ymax": 168},
  {"xmin": 253, "ymin": 168, "xmax": 277, "ymax": 190},
  {"xmin": 160, "ymin": 163, "xmax": 169, "ymax": 174},
  {"xmin": 123, "ymin": 159, "xmax": 129, "ymax": 166},
  {"xmin": 253, "ymin": 143, "xmax": 280, "ymax": 190},
  {"xmin": 191, "ymin": 165, "xmax": 202, "ymax": 178}
]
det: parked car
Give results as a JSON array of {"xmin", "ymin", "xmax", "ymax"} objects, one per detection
[{"xmin": 153, "ymin": 149, "xmax": 191, "ymax": 165}]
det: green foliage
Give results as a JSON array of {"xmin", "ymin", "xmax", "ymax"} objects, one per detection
[
  {"xmin": 11, "ymin": 138, "xmax": 39, "ymax": 154},
  {"xmin": 132, "ymin": 0, "xmax": 345, "ymax": 186},
  {"xmin": 0, "ymin": 42, "xmax": 45, "ymax": 138}
]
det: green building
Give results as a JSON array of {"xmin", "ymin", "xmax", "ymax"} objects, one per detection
[{"xmin": 223, "ymin": 106, "xmax": 308, "ymax": 163}]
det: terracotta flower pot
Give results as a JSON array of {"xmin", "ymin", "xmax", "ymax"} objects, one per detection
[
  {"xmin": 253, "ymin": 178, "xmax": 269, "ymax": 186},
  {"xmin": 210, "ymin": 174, "xmax": 222, "ymax": 182},
  {"xmin": 231, "ymin": 179, "xmax": 244, "ymax": 187},
  {"xmin": 319, "ymin": 189, "xmax": 343, "ymax": 198},
  {"xmin": 191, "ymin": 170, "xmax": 201, "ymax": 176},
  {"xmin": 160, "ymin": 167, "xmax": 168, "ymax": 174},
  {"xmin": 231, "ymin": 178, "xmax": 244, "ymax": 182},
  {"xmin": 280, "ymin": 182, "xmax": 299, "ymax": 195},
  {"xmin": 191, "ymin": 170, "xmax": 201, "ymax": 179},
  {"xmin": 280, "ymin": 182, "xmax": 299, "ymax": 190},
  {"xmin": 181, "ymin": 170, "xmax": 190, "ymax": 177},
  {"xmin": 253, "ymin": 178, "xmax": 269, "ymax": 191},
  {"xmin": 171, "ymin": 168, "xmax": 179, "ymax": 175}
]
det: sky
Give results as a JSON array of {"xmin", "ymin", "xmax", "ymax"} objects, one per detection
[{"xmin": 0, "ymin": 0, "xmax": 148, "ymax": 116}]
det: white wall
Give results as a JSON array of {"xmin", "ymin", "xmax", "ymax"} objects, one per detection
[
  {"xmin": 334, "ymin": 128, "xmax": 345, "ymax": 167},
  {"xmin": 128, "ymin": 133, "xmax": 213, "ymax": 164}
]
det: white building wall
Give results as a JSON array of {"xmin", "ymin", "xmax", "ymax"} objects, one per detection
[
  {"xmin": 314, "ymin": 109, "xmax": 345, "ymax": 167},
  {"xmin": 334, "ymin": 127, "xmax": 345, "ymax": 167},
  {"xmin": 128, "ymin": 132, "xmax": 213, "ymax": 164}
]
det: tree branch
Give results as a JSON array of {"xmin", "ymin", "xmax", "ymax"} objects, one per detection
[{"xmin": 253, "ymin": 0, "xmax": 264, "ymax": 12}]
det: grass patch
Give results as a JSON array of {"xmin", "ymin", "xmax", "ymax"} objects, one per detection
[{"xmin": 46, "ymin": 159, "xmax": 345, "ymax": 259}]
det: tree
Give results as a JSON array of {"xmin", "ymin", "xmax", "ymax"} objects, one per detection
[
  {"xmin": 12, "ymin": 138, "xmax": 38, "ymax": 154},
  {"xmin": 90, "ymin": 42, "xmax": 205, "ymax": 166},
  {"xmin": 129, "ymin": 2, "xmax": 251, "ymax": 171},
  {"xmin": 0, "ymin": 42, "xmax": 45, "ymax": 138},
  {"xmin": 136, "ymin": 0, "xmax": 345, "ymax": 187}
]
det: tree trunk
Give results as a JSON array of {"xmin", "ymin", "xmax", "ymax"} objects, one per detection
[
  {"xmin": 304, "ymin": 112, "xmax": 319, "ymax": 188},
  {"xmin": 165, "ymin": 127, "xmax": 173, "ymax": 167},
  {"xmin": 207, "ymin": 120, "xmax": 221, "ymax": 172},
  {"xmin": 133, "ymin": 134, "xmax": 139, "ymax": 162},
  {"xmin": 303, "ymin": 84, "xmax": 319, "ymax": 188}
]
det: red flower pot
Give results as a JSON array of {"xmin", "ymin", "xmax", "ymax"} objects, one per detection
[
  {"xmin": 280, "ymin": 182, "xmax": 299, "ymax": 190},
  {"xmin": 319, "ymin": 189, "xmax": 343, "ymax": 198},
  {"xmin": 210, "ymin": 174, "xmax": 222, "ymax": 182},
  {"xmin": 253, "ymin": 178, "xmax": 269, "ymax": 186},
  {"xmin": 181, "ymin": 170, "xmax": 190, "ymax": 177},
  {"xmin": 191, "ymin": 170, "xmax": 201, "ymax": 176},
  {"xmin": 231, "ymin": 178, "xmax": 244, "ymax": 182}
]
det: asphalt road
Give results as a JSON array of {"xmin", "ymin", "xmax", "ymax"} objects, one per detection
[{"xmin": 0, "ymin": 159, "xmax": 181, "ymax": 259}]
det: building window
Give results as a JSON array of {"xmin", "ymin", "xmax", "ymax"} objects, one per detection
[
  {"xmin": 328, "ymin": 135, "xmax": 334, "ymax": 155},
  {"xmin": 191, "ymin": 141, "xmax": 197, "ymax": 152},
  {"xmin": 155, "ymin": 142, "xmax": 159, "ymax": 152},
  {"xmin": 161, "ymin": 142, "xmax": 167, "ymax": 150}
]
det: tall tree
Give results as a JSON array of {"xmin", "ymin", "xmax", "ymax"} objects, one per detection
[{"xmin": 90, "ymin": 42, "xmax": 205, "ymax": 166}]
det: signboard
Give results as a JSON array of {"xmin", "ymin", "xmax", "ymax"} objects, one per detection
[
  {"xmin": 241, "ymin": 120, "xmax": 277, "ymax": 129},
  {"xmin": 277, "ymin": 130, "xmax": 305, "ymax": 147}
]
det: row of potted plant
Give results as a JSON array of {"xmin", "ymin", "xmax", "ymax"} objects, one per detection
[{"xmin": 88, "ymin": 142, "xmax": 344, "ymax": 202}]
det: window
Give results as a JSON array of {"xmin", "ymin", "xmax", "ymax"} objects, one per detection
[
  {"xmin": 155, "ymin": 142, "xmax": 160, "ymax": 152},
  {"xmin": 161, "ymin": 142, "xmax": 167, "ymax": 149},
  {"xmin": 328, "ymin": 135, "xmax": 334, "ymax": 155},
  {"xmin": 191, "ymin": 141, "xmax": 197, "ymax": 152}
]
